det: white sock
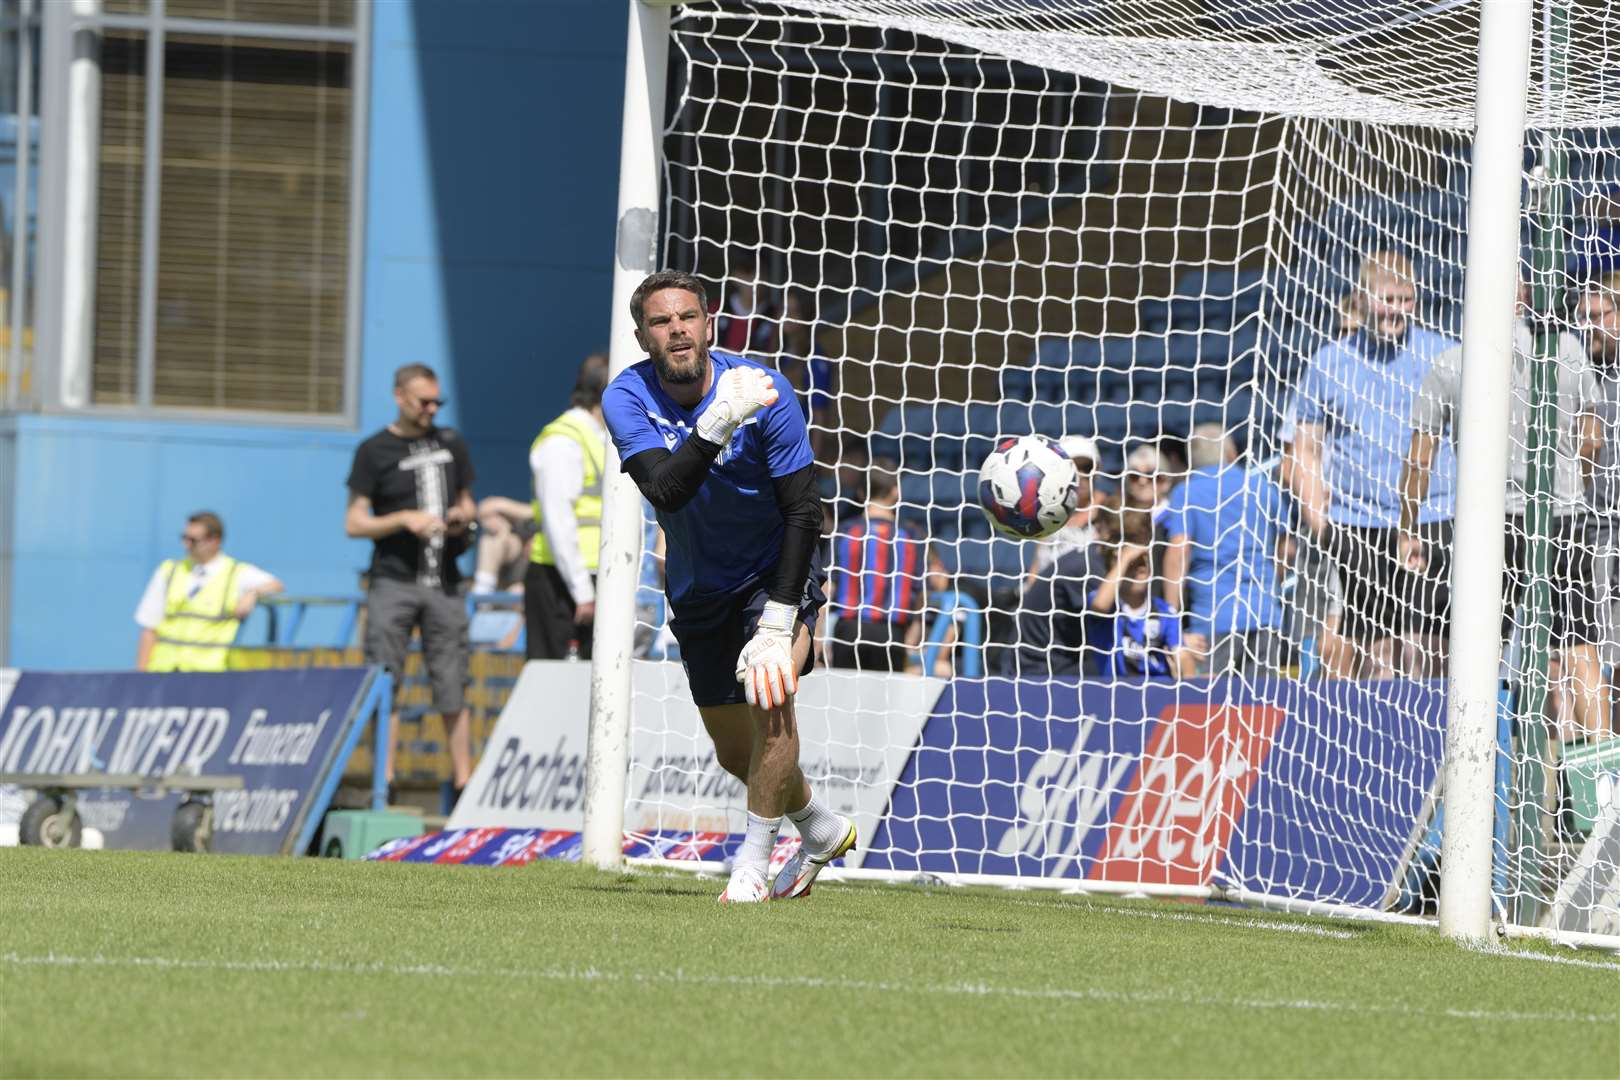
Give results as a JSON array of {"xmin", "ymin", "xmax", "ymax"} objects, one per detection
[
  {"xmin": 788, "ymin": 789, "xmax": 845, "ymax": 856},
  {"xmin": 734, "ymin": 812, "xmax": 781, "ymax": 875},
  {"xmin": 473, "ymin": 571, "xmax": 497, "ymax": 594}
]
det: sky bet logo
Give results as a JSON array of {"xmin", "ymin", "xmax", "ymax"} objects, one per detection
[
  {"xmin": 477, "ymin": 736, "xmax": 585, "ymax": 814},
  {"xmin": 993, "ymin": 704, "xmax": 1283, "ymax": 883},
  {"xmin": 1089, "ymin": 703, "xmax": 1285, "ymax": 886}
]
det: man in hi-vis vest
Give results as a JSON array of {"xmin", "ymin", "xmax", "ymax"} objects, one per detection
[
  {"xmin": 525, "ymin": 353, "xmax": 612, "ymax": 660},
  {"xmin": 135, "ymin": 511, "xmax": 284, "ymax": 672}
]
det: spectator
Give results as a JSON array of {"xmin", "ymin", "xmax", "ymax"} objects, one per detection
[
  {"xmin": 1002, "ymin": 546, "xmax": 1095, "ymax": 678},
  {"xmin": 634, "ymin": 506, "xmax": 674, "ymax": 659},
  {"xmin": 1401, "ymin": 283, "xmax": 1606, "ymax": 739},
  {"xmin": 1162, "ymin": 424, "xmax": 1288, "ymax": 675},
  {"xmin": 1275, "ymin": 395, "xmax": 1349, "ymax": 679},
  {"xmin": 134, "ymin": 511, "xmax": 284, "ymax": 672},
  {"xmin": 1088, "ymin": 509, "xmax": 1193, "ymax": 678},
  {"xmin": 826, "ymin": 465, "xmax": 926, "ymax": 671},
  {"xmin": 1576, "ymin": 278, "xmax": 1620, "ymax": 674},
  {"xmin": 471, "ymin": 496, "xmax": 535, "ymax": 595},
  {"xmin": 915, "ymin": 545, "xmax": 982, "ymax": 678},
  {"xmin": 1123, "ymin": 442, "xmax": 1177, "ymax": 524},
  {"xmin": 526, "ymin": 352, "xmax": 612, "ymax": 661},
  {"xmin": 1026, "ymin": 435, "xmax": 1103, "ymax": 586},
  {"xmin": 1286, "ymin": 250, "xmax": 1456, "ymax": 678},
  {"xmin": 714, "ymin": 260, "xmax": 776, "ymax": 356},
  {"xmin": 345, "ymin": 363, "xmax": 476, "ymax": 800}
]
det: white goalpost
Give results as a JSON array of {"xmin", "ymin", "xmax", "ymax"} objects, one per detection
[{"xmin": 588, "ymin": 0, "xmax": 1620, "ymax": 950}]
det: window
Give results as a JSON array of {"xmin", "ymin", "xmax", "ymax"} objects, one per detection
[{"xmin": 79, "ymin": 3, "xmax": 363, "ymax": 418}]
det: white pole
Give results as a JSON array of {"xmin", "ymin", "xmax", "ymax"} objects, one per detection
[
  {"xmin": 582, "ymin": 0, "xmax": 670, "ymax": 871},
  {"xmin": 1439, "ymin": 0, "xmax": 1534, "ymax": 943},
  {"xmin": 57, "ymin": 0, "xmax": 100, "ymax": 409}
]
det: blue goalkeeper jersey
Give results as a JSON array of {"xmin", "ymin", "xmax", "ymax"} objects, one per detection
[{"xmin": 603, "ymin": 349, "xmax": 813, "ymax": 609}]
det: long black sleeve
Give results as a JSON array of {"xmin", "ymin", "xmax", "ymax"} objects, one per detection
[
  {"xmin": 623, "ymin": 439, "xmax": 723, "ymax": 513},
  {"xmin": 769, "ymin": 464, "xmax": 823, "ymax": 607}
]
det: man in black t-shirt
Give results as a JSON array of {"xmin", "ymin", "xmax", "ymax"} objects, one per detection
[
  {"xmin": 1003, "ymin": 547, "xmax": 1104, "ymax": 678},
  {"xmin": 345, "ymin": 363, "xmax": 477, "ymax": 801}
]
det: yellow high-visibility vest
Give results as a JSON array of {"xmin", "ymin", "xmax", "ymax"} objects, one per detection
[
  {"xmin": 147, "ymin": 556, "xmax": 243, "ymax": 673},
  {"xmin": 530, "ymin": 409, "xmax": 605, "ymax": 569}
]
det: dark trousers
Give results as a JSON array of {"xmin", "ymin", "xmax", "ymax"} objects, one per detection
[
  {"xmin": 828, "ymin": 616, "xmax": 911, "ymax": 673},
  {"xmin": 524, "ymin": 562, "xmax": 594, "ymax": 660}
]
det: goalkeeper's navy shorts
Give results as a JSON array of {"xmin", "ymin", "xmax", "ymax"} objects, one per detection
[{"xmin": 667, "ymin": 568, "xmax": 827, "ymax": 708}]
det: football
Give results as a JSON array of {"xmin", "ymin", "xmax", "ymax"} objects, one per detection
[{"xmin": 976, "ymin": 435, "xmax": 1080, "ymax": 539}]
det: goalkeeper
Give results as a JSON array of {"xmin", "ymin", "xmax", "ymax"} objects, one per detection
[{"xmin": 602, "ymin": 270, "xmax": 856, "ymax": 904}]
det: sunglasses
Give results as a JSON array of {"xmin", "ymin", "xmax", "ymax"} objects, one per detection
[
  {"xmin": 413, "ymin": 396, "xmax": 446, "ymax": 408},
  {"xmin": 180, "ymin": 534, "xmax": 212, "ymax": 545}
]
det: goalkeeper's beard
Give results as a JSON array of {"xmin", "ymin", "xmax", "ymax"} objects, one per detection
[{"xmin": 653, "ymin": 339, "xmax": 709, "ymax": 387}]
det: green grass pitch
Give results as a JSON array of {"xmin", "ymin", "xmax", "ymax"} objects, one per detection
[{"xmin": 1, "ymin": 848, "xmax": 1615, "ymax": 1078}]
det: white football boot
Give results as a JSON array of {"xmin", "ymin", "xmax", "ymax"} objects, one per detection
[
  {"xmin": 718, "ymin": 863, "xmax": 770, "ymax": 904},
  {"xmin": 770, "ymin": 817, "xmax": 857, "ymax": 900}
]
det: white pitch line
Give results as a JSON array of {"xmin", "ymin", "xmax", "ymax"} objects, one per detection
[
  {"xmin": 998, "ymin": 896, "xmax": 1360, "ymax": 939},
  {"xmin": 1465, "ymin": 943, "xmax": 1620, "ymax": 973},
  {"xmin": 3, "ymin": 951, "xmax": 1613, "ymax": 1027}
]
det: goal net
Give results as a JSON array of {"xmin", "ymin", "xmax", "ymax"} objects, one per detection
[{"xmin": 619, "ymin": 0, "xmax": 1620, "ymax": 943}]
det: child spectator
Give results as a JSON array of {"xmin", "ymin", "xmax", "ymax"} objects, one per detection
[{"xmin": 1088, "ymin": 509, "xmax": 1193, "ymax": 678}]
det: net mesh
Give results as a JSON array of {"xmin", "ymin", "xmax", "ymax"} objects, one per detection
[{"xmin": 620, "ymin": 0, "xmax": 1619, "ymax": 942}]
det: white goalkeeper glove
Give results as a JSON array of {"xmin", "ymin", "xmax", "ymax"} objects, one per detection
[
  {"xmin": 735, "ymin": 600, "xmax": 799, "ymax": 711},
  {"xmin": 696, "ymin": 366, "xmax": 779, "ymax": 446}
]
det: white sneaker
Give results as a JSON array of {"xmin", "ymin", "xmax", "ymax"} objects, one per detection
[
  {"xmin": 770, "ymin": 817, "xmax": 857, "ymax": 900},
  {"xmin": 718, "ymin": 864, "xmax": 769, "ymax": 904}
]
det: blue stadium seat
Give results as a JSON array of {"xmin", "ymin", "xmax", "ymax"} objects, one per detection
[
  {"xmin": 932, "ymin": 402, "xmax": 969, "ymax": 435},
  {"xmin": 1138, "ymin": 297, "xmax": 1170, "ymax": 335},
  {"xmin": 1034, "ymin": 367, "xmax": 1068, "ymax": 401},
  {"xmin": 1222, "ymin": 388, "xmax": 1256, "ymax": 427},
  {"xmin": 999, "ymin": 364, "xmax": 1035, "ymax": 399},
  {"xmin": 1158, "ymin": 400, "xmax": 1194, "ymax": 437},
  {"xmin": 1101, "ymin": 336, "xmax": 1139, "ymax": 369},
  {"xmin": 897, "ymin": 469, "xmax": 934, "ymax": 512},
  {"xmin": 1066, "ymin": 367, "xmax": 1102, "ymax": 403},
  {"xmin": 1162, "ymin": 329, "xmax": 1199, "ymax": 369},
  {"xmin": 1058, "ymin": 402, "xmax": 1098, "ymax": 438},
  {"xmin": 1161, "ymin": 368, "xmax": 1196, "ymax": 401},
  {"xmin": 932, "ymin": 471, "xmax": 974, "ymax": 515},
  {"xmin": 869, "ymin": 404, "xmax": 906, "ymax": 463},
  {"xmin": 1128, "ymin": 378, "xmax": 1163, "ymax": 405},
  {"xmin": 1068, "ymin": 336, "xmax": 1104, "ymax": 371},
  {"xmin": 995, "ymin": 402, "xmax": 1035, "ymax": 437},
  {"xmin": 1093, "ymin": 400, "xmax": 1130, "ymax": 441},
  {"xmin": 1124, "ymin": 402, "xmax": 1161, "ymax": 440},
  {"xmin": 1035, "ymin": 336, "xmax": 1074, "ymax": 369},
  {"xmin": 1199, "ymin": 321, "xmax": 1261, "ymax": 369},
  {"xmin": 1128, "ymin": 336, "xmax": 1167, "ymax": 370},
  {"xmin": 966, "ymin": 402, "xmax": 1001, "ymax": 437},
  {"xmin": 1193, "ymin": 366, "xmax": 1228, "ymax": 401},
  {"xmin": 962, "ymin": 432, "xmax": 998, "ymax": 470},
  {"xmin": 1029, "ymin": 401, "xmax": 1067, "ymax": 437},
  {"xmin": 987, "ymin": 536, "xmax": 1030, "ymax": 595},
  {"xmin": 1095, "ymin": 370, "xmax": 1130, "ymax": 404}
]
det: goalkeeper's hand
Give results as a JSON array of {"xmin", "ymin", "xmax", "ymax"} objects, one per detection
[
  {"xmin": 696, "ymin": 366, "xmax": 779, "ymax": 446},
  {"xmin": 735, "ymin": 600, "xmax": 799, "ymax": 710}
]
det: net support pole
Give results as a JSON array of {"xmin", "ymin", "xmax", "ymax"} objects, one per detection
[
  {"xmin": 582, "ymin": 0, "xmax": 670, "ymax": 872},
  {"xmin": 1439, "ymin": 0, "xmax": 1534, "ymax": 943}
]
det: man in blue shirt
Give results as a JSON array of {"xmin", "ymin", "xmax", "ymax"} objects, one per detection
[
  {"xmin": 1162, "ymin": 424, "xmax": 1288, "ymax": 675},
  {"xmin": 1285, "ymin": 251, "xmax": 1457, "ymax": 677},
  {"xmin": 602, "ymin": 270, "xmax": 856, "ymax": 904}
]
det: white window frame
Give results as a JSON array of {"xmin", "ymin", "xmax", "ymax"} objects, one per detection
[{"xmin": 32, "ymin": 0, "xmax": 369, "ymax": 428}]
